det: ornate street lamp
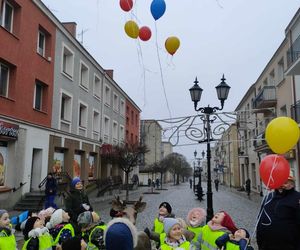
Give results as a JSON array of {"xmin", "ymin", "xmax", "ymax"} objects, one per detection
[
  {"xmin": 189, "ymin": 74, "xmax": 230, "ymax": 222},
  {"xmin": 193, "ymin": 150, "xmax": 197, "ymax": 192},
  {"xmin": 195, "ymin": 150, "xmax": 205, "ymax": 201}
]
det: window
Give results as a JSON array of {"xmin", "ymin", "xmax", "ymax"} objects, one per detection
[
  {"xmin": 263, "ymin": 78, "xmax": 268, "ymax": 86},
  {"xmin": 277, "ymin": 58, "xmax": 284, "ymax": 83},
  {"xmin": 280, "ymin": 105, "xmax": 287, "ymax": 116},
  {"xmin": 113, "ymin": 121, "xmax": 118, "ymax": 143},
  {"xmin": 131, "ymin": 111, "xmax": 134, "ymax": 125},
  {"xmin": 104, "ymin": 116, "xmax": 110, "ymax": 137},
  {"xmin": 62, "ymin": 44, "xmax": 74, "ymax": 78},
  {"xmin": 37, "ymin": 30, "xmax": 46, "ymax": 57},
  {"xmin": 34, "ymin": 80, "xmax": 47, "ymax": 111},
  {"xmin": 120, "ymin": 99, "xmax": 125, "ymax": 116},
  {"xmin": 78, "ymin": 102, "xmax": 88, "ymax": 128},
  {"xmin": 113, "ymin": 93, "xmax": 119, "ymax": 112},
  {"xmin": 120, "ymin": 125, "xmax": 125, "ymax": 142},
  {"xmin": 269, "ymin": 70, "xmax": 275, "ymax": 86},
  {"xmin": 79, "ymin": 61, "xmax": 89, "ymax": 90},
  {"xmin": 104, "ymin": 85, "xmax": 111, "ymax": 106},
  {"xmin": 60, "ymin": 92, "xmax": 72, "ymax": 121},
  {"xmin": 135, "ymin": 114, "xmax": 138, "ymax": 126},
  {"xmin": 93, "ymin": 74, "xmax": 101, "ymax": 99},
  {"xmin": 93, "ymin": 110, "xmax": 100, "ymax": 133},
  {"xmin": 1, "ymin": 1, "xmax": 13, "ymax": 32},
  {"xmin": 0, "ymin": 63, "xmax": 9, "ymax": 97}
]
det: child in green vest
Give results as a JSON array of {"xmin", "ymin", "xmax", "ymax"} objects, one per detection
[
  {"xmin": 77, "ymin": 211, "xmax": 106, "ymax": 249},
  {"xmin": 186, "ymin": 207, "xmax": 206, "ymax": 248},
  {"xmin": 22, "ymin": 216, "xmax": 53, "ymax": 250},
  {"xmin": 46, "ymin": 208, "xmax": 76, "ymax": 248},
  {"xmin": 215, "ymin": 228, "xmax": 254, "ymax": 250},
  {"xmin": 0, "ymin": 209, "xmax": 17, "ymax": 250},
  {"xmin": 159, "ymin": 218, "xmax": 192, "ymax": 250},
  {"xmin": 197, "ymin": 211, "xmax": 237, "ymax": 250}
]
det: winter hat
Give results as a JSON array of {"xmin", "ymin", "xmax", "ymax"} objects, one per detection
[
  {"xmin": 104, "ymin": 217, "xmax": 138, "ymax": 250},
  {"xmin": 71, "ymin": 177, "xmax": 81, "ymax": 188},
  {"xmin": 163, "ymin": 218, "xmax": 180, "ymax": 235},
  {"xmin": 77, "ymin": 211, "xmax": 93, "ymax": 228},
  {"xmin": 239, "ymin": 228, "xmax": 250, "ymax": 238},
  {"xmin": 46, "ymin": 209, "xmax": 63, "ymax": 229},
  {"xmin": 187, "ymin": 207, "xmax": 206, "ymax": 226},
  {"xmin": 220, "ymin": 211, "xmax": 237, "ymax": 234},
  {"xmin": 159, "ymin": 202, "xmax": 172, "ymax": 214},
  {"xmin": 24, "ymin": 216, "xmax": 39, "ymax": 238},
  {"xmin": 0, "ymin": 209, "xmax": 7, "ymax": 219}
]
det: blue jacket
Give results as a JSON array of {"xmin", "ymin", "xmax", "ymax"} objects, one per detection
[{"xmin": 215, "ymin": 233, "xmax": 254, "ymax": 250}]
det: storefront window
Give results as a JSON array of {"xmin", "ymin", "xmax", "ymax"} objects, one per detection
[
  {"xmin": 53, "ymin": 151, "xmax": 64, "ymax": 174},
  {"xmin": 0, "ymin": 142, "xmax": 8, "ymax": 186},
  {"xmin": 73, "ymin": 153, "xmax": 81, "ymax": 178},
  {"xmin": 88, "ymin": 155, "xmax": 95, "ymax": 180}
]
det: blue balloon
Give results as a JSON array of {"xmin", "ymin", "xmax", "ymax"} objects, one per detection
[{"xmin": 150, "ymin": 0, "xmax": 166, "ymax": 21}]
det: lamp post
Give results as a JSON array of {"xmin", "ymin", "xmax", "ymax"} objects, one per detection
[
  {"xmin": 193, "ymin": 150, "xmax": 197, "ymax": 192},
  {"xmin": 189, "ymin": 74, "xmax": 230, "ymax": 222},
  {"xmin": 195, "ymin": 150, "xmax": 205, "ymax": 201}
]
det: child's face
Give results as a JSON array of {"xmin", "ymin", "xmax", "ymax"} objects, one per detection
[
  {"xmin": 234, "ymin": 229, "xmax": 247, "ymax": 239},
  {"xmin": 34, "ymin": 218, "xmax": 44, "ymax": 229},
  {"xmin": 62, "ymin": 211, "xmax": 70, "ymax": 222},
  {"xmin": 75, "ymin": 182, "xmax": 83, "ymax": 190},
  {"xmin": 169, "ymin": 224, "xmax": 182, "ymax": 241},
  {"xmin": 212, "ymin": 212, "xmax": 225, "ymax": 225},
  {"xmin": 159, "ymin": 206, "xmax": 168, "ymax": 216},
  {"xmin": 0, "ymin": 212, "xmax": 10, "ymax": 228}
]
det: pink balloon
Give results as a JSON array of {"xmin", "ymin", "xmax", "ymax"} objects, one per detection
[
  {"xmin": 120, "ymin": 0, "xmax": 133, "ymax": 12},
  {"xmin": 139, "ymin": 26, "xmax": 152, "ymax": 41},
  {"xmin": 259, "ymin": 154, "xmax": 290, "ymax": 189}
]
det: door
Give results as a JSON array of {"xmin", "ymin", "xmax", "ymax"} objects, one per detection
[{"xmin": 30, "ymin": 148, "xmax": 42, "ymax": 191}]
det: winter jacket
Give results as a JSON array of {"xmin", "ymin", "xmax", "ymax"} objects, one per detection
[
  {"xmin": 256, "ymin": 188, "xmax": 300, "ymax": 250},
  {"xmin": 49, "ymin": 223, "xmax": 75, "ymax": 246},
  {"xmin": 215, "ymin": 233, "xmax": 254, "ymax": 250},
  {"xmin": 65, "ymin": 188, "xmax": 93, "ymax": 222},
  {"xmin": 45, "ymin": 177, "xmax": 57, "ymax": 196}
]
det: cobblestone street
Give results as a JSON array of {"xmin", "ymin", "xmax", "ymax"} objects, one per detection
[{"xmin": 91, "ymin": 181, "xmax": 261, "ymax": 248}]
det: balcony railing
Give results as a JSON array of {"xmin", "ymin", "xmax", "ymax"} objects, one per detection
[
  {"xmin": 287, "ymin": 33, "xmax": 300, "ymax": 68},
  {"xmin": 291, "ymin": 100, "xmax": 300, "ymax": 123},
  {"xmin": 252, "ymin": 86, "xmax": 276, "ymax": 110}
]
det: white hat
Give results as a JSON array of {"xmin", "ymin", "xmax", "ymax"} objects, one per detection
[{"xmin": 46, "ymin": 209, "xmax": 63, "ymax": 229}]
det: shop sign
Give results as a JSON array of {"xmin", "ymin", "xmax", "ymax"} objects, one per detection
[{"xmin": 0, "ymin": 121, "xmax": 19, "ymax": 139}]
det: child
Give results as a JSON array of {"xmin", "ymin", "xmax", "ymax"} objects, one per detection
[
  {"xmin": 77, "ymin": 211, "xmax": 106, "ymax": 249},
  {"xmin": 22, "ymin": 216, "xmax": 53, "ymax": 250},
  {"xmin": 159, "ymin": 218, "xmax": 191, "ymax": 250},
  {"xmin": 46, "ymin": 208, "xmax": 75, "ymax": 247},
  {"xmin": 198, "ymin": 211, "xmax": 237, "ymax": 250},
  {"xmin": 215, "ymin": 228, "xmax": 254, "ymax": 250},
  {"xmin": 186, "ymin": 207, "xmax": 206, "ymax": 248},
  {"xmin": 0, "ymin": 209, "xmax": 17, "ymax": 250},
  {"xmin": 153, "ymin": 202, "xmax": 174, "ymax": 234}
]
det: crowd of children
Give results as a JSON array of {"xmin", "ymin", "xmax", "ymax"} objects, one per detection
[{"xmin": 0, "ymin": 178, "xmax": 254, "ymax": 250}]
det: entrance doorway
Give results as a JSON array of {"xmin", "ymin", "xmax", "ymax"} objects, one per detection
[{"xmin": 30, "ymin": 148, "xmax": 42, "ymax": 191}]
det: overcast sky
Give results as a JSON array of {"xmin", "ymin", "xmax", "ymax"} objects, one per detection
[{"xmin": 41, "ymin": 0, "xmax": 299, "ymax": 161}]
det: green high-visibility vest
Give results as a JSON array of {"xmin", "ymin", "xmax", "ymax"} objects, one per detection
[
  {"xmin": 200, "ymin": 225, "xmax": 226, "ymax": 250},
  {"xmin": 0, "ymin": 229, "xmax": 16, "ymax": 250},
  {"xmin": 86, "ymin": 225, "xmax": 107, "ymax": 250},
  {"xmin": 159, "ymin": 232, "xmax": 166, "ymax": 245},
  {"xmin": 52, "ymin": 223, "xmax": 75, "ymax": 246},
  {"xmin": 187, "ymin": 226, "xmax": 203, "ymax": 242},
  {"xmin": 22, "ymin": 233, "xmax": 53, "ymax": 250},
  {"xmin": 154, "ymin": 218, "xmax": 164, "ymax": 234},
  {"xmin": 225, "ymin": 242, "xmax": 241, "ymax": 250},
  {"xmin": 160, "ymin": 240, "xmax": 190, "ymax": 250}
]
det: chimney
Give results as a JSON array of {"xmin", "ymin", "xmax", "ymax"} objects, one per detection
[
  {"xmin": 105, "ymin": 69, "xmax": 114, "ymax": 79},
  {"xmin": 62, "ymin": 22, "xmax": 77, "ymax": 38}
]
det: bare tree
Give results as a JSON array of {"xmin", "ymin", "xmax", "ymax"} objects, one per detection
[{"xmin": 102, "ymin": 143, "xmax": 148, "ymax": 201}]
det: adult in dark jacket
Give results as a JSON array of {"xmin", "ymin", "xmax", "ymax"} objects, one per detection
[
  {"xmin": 65, "ymin": 177, "xmax": 93, "ymax": 222},
  {"xmin": 256, "ymin": 176, "xmax": 300, "ymax": 250},
  {"xmin": 44, "ymin": 172, "xmax": 58, "ymax": 209}
]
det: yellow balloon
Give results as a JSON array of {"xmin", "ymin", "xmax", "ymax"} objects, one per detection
[
  {"xmin": 265, "ymin": 116, "xmax": 300, "ymax": 154},
  {"xmin": 165, "ymin": 36, "xmax": 180, "ymax": 55},
  {"xmin": 124, "ymin": 20, "xmax": 139, "ymax": 39}
]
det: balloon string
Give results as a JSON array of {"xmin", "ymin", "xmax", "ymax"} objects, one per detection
[
  {"xmin": 249, "ymin": 155, "xmax": 278, "ymax": 248},
  {"xmin": 136, "ymin": 39, "xmax": 147, "ymax": 108},
  {"xmin": 154, "ymin": 22, "xmax": 173, "ymax": 120}
]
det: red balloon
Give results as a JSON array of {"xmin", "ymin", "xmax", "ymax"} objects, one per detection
[
  {"xmin": 119, "ymin": 0, "xmax": 133, "ymax": 12},
  {"xmin": 259, "ymin": 154, "xmax": 290, "ymax": 189},
  {"xmin": 139, "ymin": 26, "xmax": 152, "ymax": 41}
]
